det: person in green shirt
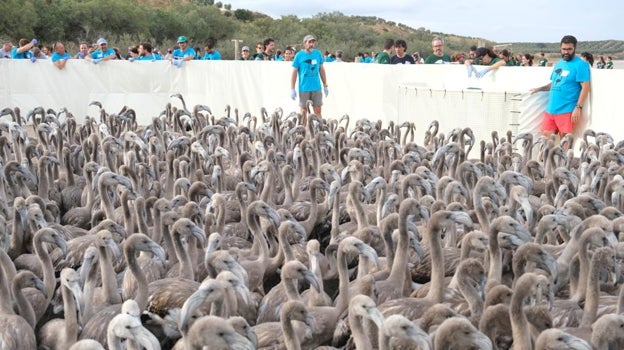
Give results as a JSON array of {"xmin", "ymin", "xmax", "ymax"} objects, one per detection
[
  {"xmin": 424, "ymin": 37, "xmax": 451, "ymax": 64},
  {"xmin": 606, "ymin": 56, "xmax": 614, "ymax": 69},
  {"xmin": 465, "ymin": 47, "xmax": 507, "ymax": 78},
  {"xmin": 538, "ymin": 52, "xmax": 548, "ymax": 66},
  {"xmin": 499, "ymin": 49, "xmax": 517, "ymax": 66},
  {"xmin": 374, "ymin": 38, "xmax": 394, "ymax": 64}
]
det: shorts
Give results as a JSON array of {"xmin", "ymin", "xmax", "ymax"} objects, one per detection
[
  {"xmin": 541, "ymin": 111, "xmax": 574, "ymax": 134},
  {"xmin": 298, "ymin": 90, "xmax": 323, "ymax": 108}
]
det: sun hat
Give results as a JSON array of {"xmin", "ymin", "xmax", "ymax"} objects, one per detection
[
  {"xmin": 96, "ymin": 38, "xmax": 107, "ymax": 45},
  {"xmin": 177, "ymin": 36, "xmax": 188, "ymax": 43},
  {"xmin": 303, "ymin": 35, "xmax": 316, "ymax": 44}
]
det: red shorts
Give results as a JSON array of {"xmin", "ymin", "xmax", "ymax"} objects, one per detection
[{"xmin": 541, "ymin": 111, "xmax": 574, "ymax": 134}]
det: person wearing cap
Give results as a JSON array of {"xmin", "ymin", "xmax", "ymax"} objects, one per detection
[
  {"xmin": 291, "ymin": 34, "xmax": 328, "ymax": 126},
  {"xmin": 239, "ymin": 46, "xmax": 251, "ymax": 60},
  {"xmin": 171, "ymin": 36, "xmax": 195, "ymax": 67},
  {"xmin": 530, "ymin": 35, "xmax": 590, "ymax": 139},
  {"xmin": 465, "ymin": 47, "xmax": 506, "ymax": 78},
  {"xmin": 87, "ymin": 38, "xmax": 117, "ymax": 64},
  {"xmin": 424, "ymin": 37, "xmax": 451, "ymax": 64}
]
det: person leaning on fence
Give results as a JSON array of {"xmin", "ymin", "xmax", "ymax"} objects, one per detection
[
  {"xmin": 290, "ymin": 34, "xmax": 328, "ymax": 126},
  {"xmin": 87, "ymin": 38, "xmax": 117, "ymax": 64},
  {"xmin": 170, "ymin": 36, "xmax": 195, "ymax": 68},
  {"xmin": 530, "ymin": 35, "xmax": 590, "ymax": 140},
  {"xmin": 51, "ymin": 42, "xmax": 71, "ymax": 70},
  {"xmin": 12, "ymin": 38, "xmax": 37, "ymax": 60},
  {"xmin": 465, "ymin": 47, "xmax": 506, "ymax": 78}
]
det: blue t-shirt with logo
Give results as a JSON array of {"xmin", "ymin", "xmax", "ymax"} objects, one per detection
[
  {"xmin": 172, "ymin": 47, "xmax": 196, "ymax": 60},
  {"xmin": 546, "ymin": 56, "xmax": 590, "ymax": 114},
  {"xmin": 292, "ymin": 49, "xmax": 324, "ymax": 92},
  {"xmin": 91, "ymin": 48, "xmax": 116, "ymax": 60}
]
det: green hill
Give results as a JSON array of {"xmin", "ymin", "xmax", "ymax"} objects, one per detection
[{"xmin": 2, "ymin": 0, "xmax": 621, "ymax": 60}]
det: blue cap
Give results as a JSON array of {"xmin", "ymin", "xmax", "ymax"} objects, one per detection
[{"xmin": 177, "ymin": 36, "xmax": 188, "ymax": 43}]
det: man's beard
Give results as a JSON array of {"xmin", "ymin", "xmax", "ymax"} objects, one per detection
[{"xmin": 562, "ymin": 50, "xmax": 575, "ymax": 61}]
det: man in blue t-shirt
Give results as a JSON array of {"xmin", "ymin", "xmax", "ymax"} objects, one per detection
[
  {"xmin": 170, "ymin": 36, "xmax": 195, "ymax": 68},
  {"xmin": 11, "ymin": 38, "xmax": 37, "ymax": 60},
  {"xmin": 87, "ymin": 38, "xmax": 117, "ymax": 64},
  {"xmin": 530, "ymin": 35, "xmax": 590, "ymax": 140},
  {"xmin": 50, "ymin": 42, "xmax": 71, "ymax": 70},
  {"xmin": 202, "ymin": 39, "xmax": 221, "ymax": 60},
  {"xmin": 290, "ymin": 34, "xmax": 328, "ymax": 126}
]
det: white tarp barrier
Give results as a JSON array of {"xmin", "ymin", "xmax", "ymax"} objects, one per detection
[{"xmin": 1, "ymin": 60, "xmax": 623, "ymax": 144}]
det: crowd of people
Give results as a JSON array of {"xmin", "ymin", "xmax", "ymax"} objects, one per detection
[{"xmin": 0, "ymin": 35, "xmax": 616, "ymax": 71}]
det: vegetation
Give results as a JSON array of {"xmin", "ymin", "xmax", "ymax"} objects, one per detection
[{"xmin": 1, "ymin": 0, "xmax": 622, "ymax": 60}]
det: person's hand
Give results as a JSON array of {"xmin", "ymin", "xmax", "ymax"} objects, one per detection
[
  {"xmin": 172, "ymin": 59, "xmax": 183, "ymax": 68},
  {"xmin": 92, "ymin": 58, "xmax": 102, "ymax": 64},
  {"xmin": 30, "ymin": 56, "xmax": 37, "ymax": 63},
  {"xmin": 290, "ymin": 89, "xmax": 297, "ymax": 100},
  {"xmin": 466, "ymin": 65, "xmax": 475, "ymax": 78},
  {"xmin": 31, "ymin": 38, "xmax": 38, "ymax": 45},
  {"xmin": 571, "ymin": 108, "xmax": 582, "ymax": 124},
  {"xmin": 475, "ymin": 67, "xmax": 490, "ymax": 78},
  {"xmin": 323, "ymin": 86, "xmax": 329, "ymax": 97}
]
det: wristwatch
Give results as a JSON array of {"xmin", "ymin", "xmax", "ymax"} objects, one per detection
[{"xmin": 576, "ymin": 105, "xmax": 583, "ymax": 110}]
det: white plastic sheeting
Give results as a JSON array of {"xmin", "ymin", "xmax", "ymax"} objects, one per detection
[{"xmin": 1, "ymin": 59, "xmax": 623, "ymax": 144}]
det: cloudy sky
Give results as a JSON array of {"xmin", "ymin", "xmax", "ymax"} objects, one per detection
[{"xmin": 227, "ymin": 0, "xmax": 621, "ymax": 43}]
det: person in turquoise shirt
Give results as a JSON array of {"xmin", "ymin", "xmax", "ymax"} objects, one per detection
[
  {"xmin": 202, "ymin": 39, "xmax": 221, "ymax": 60},
  {"xmin": 171, "ymin": 36, "xmax": 195, "ymax": 67},
  {"xmin": 465, "ymin": 47, "xmax": 507, "ymax": 78},
  {"xmin": 530, "ymin": 35, "xmax": 590, "ymax": 139},
  {"xmin": 291, "ymin": 34, "xmax": 328, "ymax": 125},
  {"xmin": 11, "ymin": 38, "xmax": 37, "ymax": 60},
  {"xmin": 87, "ymin": 38, "xmax": 117, "ymax": 64},
  {"xmin": 50, "ymin": 42, "xmax": 71, "ymax": 70},
  {"xmin": 136, "ymin": 42, "xmax": 162, "ymax": 61}
]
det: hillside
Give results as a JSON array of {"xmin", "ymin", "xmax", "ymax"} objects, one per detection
[{"xmin": 3, "ymin": 0, "xmax": 622, "ymax": 60}]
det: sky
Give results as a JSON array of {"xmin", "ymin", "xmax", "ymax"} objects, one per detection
[{"xmin": 227, "ymin": 0, "xmax": 622, "ymax": 43}]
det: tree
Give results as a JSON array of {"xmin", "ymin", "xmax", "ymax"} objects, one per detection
[
  {"xmin": 234, "ymin": 9, "xmax": 253, "ymax": 22},
  {"xmin": 215, "ymin": 2, "xmax": 222, "ymax": 9}
]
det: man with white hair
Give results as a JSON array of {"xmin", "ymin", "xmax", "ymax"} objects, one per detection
[{"xmin": 290, "ymin": 34, "xmax": 328, "ymax": 126}]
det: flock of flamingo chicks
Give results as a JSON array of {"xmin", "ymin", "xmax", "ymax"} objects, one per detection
[{"xmin": 0, "ymin": 94, "xmax": 624, "ymax": 350}]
